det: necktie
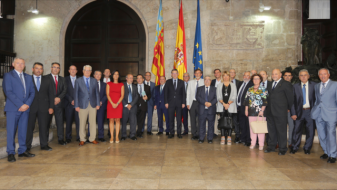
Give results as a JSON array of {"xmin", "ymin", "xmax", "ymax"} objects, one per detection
[
  {"xmin": 173, "ymin": 80, "xmax": 176, "ymax": 90},
  {"xmin": 128, "ymin": 85, "xmax": 132, "ymax": 102},
  {"xmin": 321, "ymin": 83, "xmax": 326, "ymax": 95},
  {"xmin": 36, "ymin": 76, "xmax": 40, "ymax": 91},
  {"xmin": 238, "ymin": 82, "xmax": 247, "ymax": 104},
  {"xmin": 72, "ymin": 77, "xmax": 75, "ymax": 88},
  {"xmin": 85, "ymin": 78, "xmax": 90, "ymax": 91},
  {"xmin": 139, "ymin": 85, "xmax": 142, "ymax": 95},
  {"xmin": 302, "ymin": 84, "xmax": 306, "ymax": 105},
  {"xmin": 272, "ymin": 81, "xmax": 277, "ymax": 90},
  {"xmin": 205, "ymin": 87, "xmax": 209, "ymax": 102},
  {"xmin": 195, "ymin": 81, "xmax": 199, "ymax": 99},
  {"xmin": 54, "ymin": 75, "xmax": 58, "ymax": 93},
  {"xmin": 231, "ymin": 80, "xmax": 233, "ymax": 83},
  {"xmin": 262, "ymin": 82, "xmax": 265, "ymax": 88},
  {"xmin": 160, "ymin": 85, "xmax": 163, "ymax": 94},
  {"xmin": 186, "ymin": 82, "xmax": 188, "ymax": 91},
  {"xmin": 98, "ymin": 81, "xmax": 100, "ymax": 92}
]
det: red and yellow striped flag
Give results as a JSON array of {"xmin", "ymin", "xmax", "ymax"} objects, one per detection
[
  {"xmin": 174, "ymin": 0, "xmax": 187, "ymax": 80},
  {"xmin": 151, "ymin": 0, "xmax": 165, "ymax": 85}
]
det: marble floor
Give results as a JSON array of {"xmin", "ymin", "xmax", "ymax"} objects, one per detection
[{"xmin": 0, "ymin": 129, "xmax": 337, "ymax": 189}]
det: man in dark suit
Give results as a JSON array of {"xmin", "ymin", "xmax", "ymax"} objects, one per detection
[
  {"xmin": 121, "ymin": 74, "xmax": 139, "ymax": 141},
  {"xmin": 265, "ymin": 69, "xmax": 294, "ymax": 155},
  {"xmin": 94, "ymin": 70, "xmax": 107, "ymax": 142},
  {"xmin": 64, "ymin": 65, "xmax": 79, "ymax": 143},
  {"xmin": 290, "ymin": 69, "xmax": 316, "ymax": 155},
  {"xmin": 182, "ymin": 73, "xmax": 190, "ymax": 135},
  {"xmin": 259, "ymin": 70, "xmax": 272, "ymax": 145},
  {"xmin": 229, "ymin": 69, "xmax": 242, "ymax": 143},
  {"xmin": 3, "ymin": 58, "xmax": 35, "ymax": 162},
  {"xmin": 283, "ymin": 71, "xmax": 295, "ymax": 148},
  {"xmin": 136, "ymin": 74, "xmax": 151, "ymax": 138},
  {"xmin": 26, "ymin": 62, "xmax": 54, "ymax": 152},
  {"xmin": 143, "ymin": 72, "xmax": 155, "ymax": 135},
  {"xmin": 154, "ymin": 76, "xmax": 169, "ymax": 135},
  {"xmin": 46, "ymin": 62, "xmax": 67, "ymax": 145},
  {"xmin": 237, "ymin": 71, "xmax": 253, "ymax": 146},
  {"xmin": 165, "ymin": 69, "xmax": 186, "ymax": 139},
  {"xmin": 211, "ymin": 69, "xmax": 222, "ymax": 88},
  {"xmin": 197, "ymin": 76, "xmax": 217, "ymax": 144}
]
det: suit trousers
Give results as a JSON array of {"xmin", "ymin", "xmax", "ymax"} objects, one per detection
[
  {"xmin": 292, "ymin": 109, "xmax": 315, "ymax": 151},
  {"xmin": 79, "ymin": 103, "xmax": 97, "ymax": 142},
  {"xmin": 238, "ymin": 108, "xmax": 250, "ymax": 143},
  {"xmin": 122, "ymin": 107, "xmax": 137, "ymax": 138},
  {"xmin": 97, "ymin": 106, "xmax": 107, "ymax": 139},
  {"xmin": 65, "ymin": 106, "xmax": 79, "ymax": 140},
  {"xmin": 142, "ymin": 105, "xmax": 154, "ymax": 132},
  {"xmin": 248, "ymin": 116, "xmax": 266, "ymax": 147},
  {"xmin": 168, "ymin": 103, "xmax": 182, "ymax": 135},
  {"xmin": 233, "ymin": 113, "xmax": 240, "ymax": 137},
  {"xmin": 199, "ymin": 109, "xmax": 215, "ymax": 141},
  {"xmin": 26, "ymin": 111, "xmax": 51, "ymax": 149},
  {"xmin": 137, "ymin": 108, "xmax": 147, "ymax": 135},
  {"xmin": 182, "ymin": 107, "xmax": 189, "ymax": 133},
  {"xmin": 189, "ymin": 101, "xmax": 199, "ymax": 137},
  {"xmin": 315, "ymin": 116, "xmax": 337, "ymax": 158},
  {"xmin": 267, "ymin": 114, "xmax": 288, "ymax": 152},
  {"xmin": 157, "ymin": 106, "xmax": 169, "ymax": 133},
  {"xmin": 54, "ymin": 106, "xmax": 64, "ymax": 140},
  {"xmin": 287, "ymin": 112, "xmax": 294, "ymax": 145},
  {"xmin": 6, "ymin": 111, "xmax": 29, "ymax": 155}
]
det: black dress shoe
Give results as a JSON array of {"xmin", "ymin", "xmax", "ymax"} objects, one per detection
[
  {"xmin": 26, "ymin": 148, "xmax": 31, "ymax": 152},
  {"xmin": 58, "ymin": 140, "xmax": 66, "ymax": 145},
  {"xmin": 191, "ymin": 136, "xmax": 198, "ymax": 140},
  {"xmin": 320, "ymin": 154, "xmax": 329, "ymax": 159},
  {"xmin": 213, "ymin": 134, "xmax": 218, "ymax": 138},
  {"xmin": 41, "ymin": 146, "xmax": 52, "ymax": 151},
  {"xmin": 290, "ymin": 149, "xmax": 297, "ymax": 154},
  {"xmin": 304, "ymin": 149, "xmax": 310, "ymax": 155},
  {"xmin": 327, "ymin": 157, "xmax": 336, "ymax": 163},
  {"xmin": 66, "ymin": 139, "xmax": 71, "ymax": 143},
  {"xmin": 121, "ymin": 137, "xmax": 126, "ymax": 141},
  {"xmin": 18, "ymin": 151, "xmax": 35, "ymax": 157},
  {"xmin": 178, "ymin": 134, "xmax": 182, "ymax": 139},
  {"xmin": 137, "ymin": 134, "xmax": 143, "ymax": 138},
  {"xmin": 157, "ymin": 132, "xmax": 163, "ymax": 135},
  {"xmin": 147, "ymin": 132, "xmax": 153, "ymax": 135},
  {"xmin": 130, "ymin": 136, "xmax": 137, "ymax": 141},
  {"xmin": 264, "ymin": 149, "xmax": 276, "ymax": 153},
  {"xmin": 235, "ymin": 137, "xmax": 240, "ymax": 143},
  {"xmin": 208, "ymin": 140, "xmax": 213, "ymax": 144},
  {"xmin": 244, "ymin": 143, "xmax": 251, "ymax": 146},
  {"xmin": 8, "ymin": 154, "xmax": 16, "ymax": 162},
  {"xmin": 86, "ymin": 139, "xmax": 90, "ymax": 143},
  {"xmin": 278, "ymin": 151, "xmax": 286, "ymax": 155},
  {"xmin": 168, "ymin": 134, "xmax": 174, "ymax": 139},
  {"xmin": 181, "ymin": 131, "xmax": 188, "ymax": 135},
  {"xmin": 198, "ymin": 140, "xmax": 204, "ymax": 144},
  {"xmin": 98, "ymin": 138, "xmax": 106, "ymax": 142},
  {"xmin": 76, "ymin": 138, "xmax": 80, "ymax": 142},
  {"xmin": 166, "ymin": 132, "xmax": 169, "ymax": 136}
]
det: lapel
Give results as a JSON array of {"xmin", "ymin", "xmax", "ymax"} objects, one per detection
[
  {"xmin": 308, "ymin": 81, "xmax": 314, "ymax": 101},
  {"xmin": 11, "ymin": 70, "xmax": 24, "ymax": 90},
  {"xmin": 322, "ymin": 80, "xmax": 332, "ymax": 96},
  {"xmin": 273, "ymin": 79, "xmax": 283, "ymax": 91}
]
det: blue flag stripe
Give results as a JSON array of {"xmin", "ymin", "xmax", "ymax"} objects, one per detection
[{"xmin": 193, "ymin": 0, "xmax": 203, "ymax": 78}]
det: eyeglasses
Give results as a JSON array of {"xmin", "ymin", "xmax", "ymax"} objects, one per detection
[{"xmin": 52, "ymin": 67, "xmax": 60, "ymax": 69}]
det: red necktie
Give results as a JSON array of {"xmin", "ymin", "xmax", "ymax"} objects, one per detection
[{"xmin": 54, "ymin": 75, "xmax": 58, "ymax": 93}]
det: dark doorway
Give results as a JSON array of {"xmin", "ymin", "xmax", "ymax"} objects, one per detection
[{"xmin": 64, "ymin": 0, "xmax": 146, "ymax": 78}]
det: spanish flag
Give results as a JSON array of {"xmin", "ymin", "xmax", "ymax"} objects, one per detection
[
  {"xmin": 151, "ymin": 0, "xmax": 165, "ymax": 85},
  {"xmin": 174, "ymin": 0, "xmax": 187, "ymax": 80}
]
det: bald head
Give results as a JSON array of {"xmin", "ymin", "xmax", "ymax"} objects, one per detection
[
  {"xmin": 243, "ymin": 71, "xmax": 251, "ymax": 82},
  {"xmin": 272, "ymin": 69, "xmax": 282, "ymax": 81},
  {"xmin": 126, "ymin": 74, "xmax": 134, "ymax": 84}
]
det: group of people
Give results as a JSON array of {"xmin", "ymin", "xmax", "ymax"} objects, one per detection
[{"xmin": 3, "ymin": 57, "xmax": 337, "ymax": 164}]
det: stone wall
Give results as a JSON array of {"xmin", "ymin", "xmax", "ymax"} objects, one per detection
[{"xmin": 12, "ymin": 0, "xmax": 302, "ymax": 80}]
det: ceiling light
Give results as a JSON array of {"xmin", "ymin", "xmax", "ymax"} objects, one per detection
[
  {"xmin": 27, "ymin": 0, "xmax": 39, "ymax": 14},
  {"xmin": 259, "ymin": 0, "xmax": 271, "ymax": 12}
]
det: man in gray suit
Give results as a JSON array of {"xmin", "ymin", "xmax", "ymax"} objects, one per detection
[
  {"xmin": 121, "ymin": 74, "xmax": 139, "ymax": 141},
  {"xmin": 75, "ymin": 65, "xmax": 100, "ymax": 146},
  {"xmin": 186, "ymin": 69, "xmax": 204, "ymax": 140},
  {"xmin": 311, "ymin": 68, "xmax": 337, "ymax": 163}
]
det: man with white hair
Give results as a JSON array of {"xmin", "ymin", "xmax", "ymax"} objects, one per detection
[{"xmin": 75, "ymin": 65, "xmax": 100, "ymax": 146}]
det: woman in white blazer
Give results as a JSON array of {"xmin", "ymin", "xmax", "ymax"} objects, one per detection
[{"xmin": 216, "ymin": 71, "xmax": 237, "ymax": 145}]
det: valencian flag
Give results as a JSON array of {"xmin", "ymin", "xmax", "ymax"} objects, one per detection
[
  {"xmin": 151, "ymin": 0, "xmax": 165, "ymax": 85},
  {"xmin": 174, "ymin": 0, "xmax": 187, "ymax": 80},
  {"xmin": 193, "ymin": 0, "xmax": 203, "ymax": 78}
]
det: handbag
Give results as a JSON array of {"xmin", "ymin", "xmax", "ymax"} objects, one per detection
[
  {"xmin": 218, "ymin": 113, "xmax": 232, "ymax": 130},
  {"xmin": 250, "ymin": 116, "xmax": 268, "ymax": 133}
]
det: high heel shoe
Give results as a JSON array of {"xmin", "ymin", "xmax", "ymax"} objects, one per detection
[
  {"xmin": 249, "ymin": 145, "xmax": 255, "ymax": 149},
  {"xmin": 115, "ymin": 141, "xmax": 120, "ymax": 144},
  {"xmin": 110, "ymin": 139, "xmax": 114, "ymax": 143},
  {"xmin": 259, "ymin": 146, "xmax": 264, "ymax": 151},
  {"xmin": 227, "ymin": 137, "xmax": 232, "ymax": 145}
]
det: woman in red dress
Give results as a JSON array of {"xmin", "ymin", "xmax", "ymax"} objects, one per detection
[{"xmin": 106, "ymin": 70, "xmax": 124, "ymax": 143}]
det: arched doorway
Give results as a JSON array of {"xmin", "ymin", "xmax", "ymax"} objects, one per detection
[{"xmin": 64, "ymin": 0, "xmax": 146, "ymax": 78}]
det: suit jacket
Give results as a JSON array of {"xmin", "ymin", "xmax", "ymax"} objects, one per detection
[
  {"xmin": 137, "ymin": 84, "xmax": 151, "ymax": 111},
  {"xmin": 74, "ymin": 77, "xmax": 100, "ymax": 109},
  {"xmin": 98, "ymin": 81, "xmax": 107, "ymax": 107},
  {"xmin": 261, "ymin": 80, "xmax": 272, "ymax": 117},
  {"xmin": 186, "ymin": 79, "xmax": 204, "ymax": 107},
  {"xmin": 46, "ymin": 74, "xmax": 67, "ymax": 108},
  {"xmin": 30, "ymin": 75, "xmax": 54, "ymax": 113},
  {"xmin": 64, "ymin": 75, "xmax": 79, "ymax": 108},
  {"xmin": 154, "ymin": 84, "xmax": 166, "ymax": 108},
  {"xmin": 311, "ymin": 80, "xmax": 337, "ymax": 122},
  {"xmin": 196, "ymin": 85, "xmax": 217, "ymax": 115},
  {"xmin": 122, "ymin": 82, "xmax": 139, "ymax": 108},
  {"xmin": 3, "ymin": 70, "xmax": 35, "ymax": 112},
  {"xmin": 144, "ymin": 81, "xmax": 155, "ymax": 107},
  {"xmin": 237, "ymin": 80, "xmax": 254, "ymax": 113},
  {"xmin": 266, "ymin": 79, "xmax": 294, "ymax": 117},
  {"xmin": 232, "ymin": 79, "xmax": 242, "ymax": 92},
  {"xmin": 290, "ymin": 81, "xmax": 316, "ymax": 119},
  {"xmin": 164, "ymin": 78, "xmax": 186, "ymax": 106}
]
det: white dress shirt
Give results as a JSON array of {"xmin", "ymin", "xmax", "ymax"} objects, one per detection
[
  {"xmin": 260, "ymin": 80, "xmax": 268, "ymax": 89},
  {"xmin": 126, "ymin": 82, "xmax": 133, "ymax": 107},
  {"xmin": 138, "ymin": 83, "xmax": 144, "ymax": 95},
  {"xmin": 215, "ymin": 79, "xmax": 221, "ymax": 88},
  {"xmin": 70, "ymin": 76, "xmax": 76, "ymax": 88},
  {"xmin": 97, "ymin": 80, "xmax": 101, "ymax": 92},
  {"xmin": 33, "ymin": 75, "xmax": 42, "ymax": 87},
  {"xmin": 302, "ymin": 81, "xmax": 310, "ymax": 108},
  {"xmin": 145, "ymin": 81, "xmax": 151, "ymax": 86},
  {"xmin": 272, "ymin": 78, "xmax": 282, "ymax": 89},
  {"xmin": 15, "ymin": 70, "xmax": 26, "ymax": 93},
  {"xmin": 51, "ymin": 73, "xmax": 58, "ymax": 83},
  {"xmin": 103, "ymin": 77, "xmax": 110, "ymax": 83}
]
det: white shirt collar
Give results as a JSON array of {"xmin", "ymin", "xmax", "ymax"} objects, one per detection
[
  {"xmin": 322, "ymin": 79, "xmax": 330, "ymax": 85},
  {"xmin": 14, "ymin": 69, "xmax": 23, "ymax": 75},
  {"xmin": 301, "ymin": 81, "xmax": 309, "ymax": 86},
  {"xmin": 33, "ymin": 75, "xmax": 41, "ymax": 78},
  {"xmin": 274, "ymin": 78, "xmax": 282, "ymax": 83}
]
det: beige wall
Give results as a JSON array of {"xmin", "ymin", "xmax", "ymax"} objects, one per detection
[{"xmin": 13, "ymin": 0, "xmax": 302, "ymax": 80}]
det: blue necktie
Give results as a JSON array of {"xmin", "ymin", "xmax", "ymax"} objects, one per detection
[
  {"xmin": 85, "ymin": 78, "xmax": 90, "ymax": 91},
  {"xmin": 302, "ymin": 84, "xmax": 306, "ymax": 105},
  {"xmin": 160, "ymin": 85, "xmax": 163, "ymax": 94},
  {"xmin": 36, "ymin": 76, "xmax": 40, "ymax": 91},
  {"xmin": 195, "ymin": 81, "xmax": 199, "ymax": 99},
  {"xmin": 205, "ymin": 87, "xmax": 209, "ymax": 102},
  {"xmin": 139, "ymin": 85, "xmax": 142, "ymax": 95},
  {"xmin": 128, "ymin": 85, "xmax": 132, "ymax": 102},
  {"xmin": 272, "ymin": 82, "xmax": 277, "ymax": 90}
]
